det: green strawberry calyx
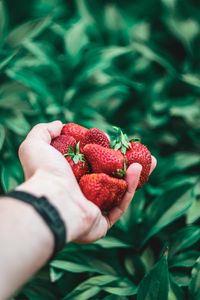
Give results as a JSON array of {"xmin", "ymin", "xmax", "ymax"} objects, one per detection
[
  {"xmin": 64, "ymin": 142, "xmax": 86, "ymax": 164},
  {"xmin": 110, "ymin": 126, "xmax": 131, "ymax": 154},
  {"xmin": 115, "ymin": 169, "xmax": 126, "ymax": 178}
]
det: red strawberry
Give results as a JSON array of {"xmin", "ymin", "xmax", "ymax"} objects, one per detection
[
  {"xmin": 111, "ymin": 127, "xmax": 152, "ymax": 188},
  {"xmin": 80, "ymin": 128, "xmax": 110, "ymax": 151},
  {"xmin": 64, "ymin": 142, "xmax": 89, "ymax": 181},
  {"xmin": 126, "ymin": 142, "xmax": 152, "ymax": 188},
  {"xmin": 61, "ymin": 123, "xmax": 88, "ymax": 142},
  {"xmin": 79, "ymin": 173, "xmax": 127, "ymax": 211},
  {"xmin": 51, "ymin": 134, "xmax": 76, "ymax": 155},
  {"xmin": 83, "ymin": 144, "xmax": 126, "ymax": 178}
]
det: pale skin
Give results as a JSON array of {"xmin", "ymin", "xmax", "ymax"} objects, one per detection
[{"xmin": 0, "ymin": 121, "xmax": 156, "ymax": 299}]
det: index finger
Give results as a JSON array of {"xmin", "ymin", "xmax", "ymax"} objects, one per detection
[{"xmin": 26, "ymin": 121, "xmax": 63, "ymax": 144}]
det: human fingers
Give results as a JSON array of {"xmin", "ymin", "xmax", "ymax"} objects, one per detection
[
  {"xmin": 18, "ymin": 121, "xmax": 64, "ymax": 179},
  {"xmin": 106, "ymin": 163, "xmax": 142, "ymax": 228},
  {"xmin": 150, "ymin": 156, "xmax": 157, "ymax": 175},
  {"xmin": 25, "ymin": 121, "xmax": 63, "ymax": 144}
]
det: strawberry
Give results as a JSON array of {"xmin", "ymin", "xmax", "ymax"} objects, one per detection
[
  {"xmin": 83, "ymin": 144, "xmax": 126, "ymax": 178},
  {"xmin": 51, "ymin": 134, "xmax": 76, "ymax": 155},
  {"xmin": 80, "ymin": 128, "xmax": 110, "ymax": 151},
  {"xmin": 61, "ymin": 123, "xmax": 88, "ymax": 142},
  {"xmin": 126, "ymin": 141, "xmax": 152, "ymax": 188},
  {"xmin": 79, "ymin": 173, "xmax": 127, "ymax": 211},
  {"xmin": 64, "ymin": 142, "xmax": 89, "ymax": 181},
  {"xmin": 111, "ymin": 127, "xmax": 152, "ymax": 188}
]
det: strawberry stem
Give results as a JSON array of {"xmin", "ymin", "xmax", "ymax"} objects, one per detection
[
  {"xmin": 115, "ymin": 169, "xmax": 126, "ymax": 178},
  {"xmin": 64, "ymin": 142, "xmax": 86, "ymax": 164},
  {"xmin": 110, "ymin": 126, "xmax": 131, "ymax": 154}
]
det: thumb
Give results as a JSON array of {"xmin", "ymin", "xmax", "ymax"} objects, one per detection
[
  {"xmin": 26, "ymin": 121, "xmax": 63, "ymax": 144},
  {"xmin": 105, "ymin": 163, "xmax": 142, "ymax": 228},
  {"xmin": 125, "ymin": 163, "xmax": 142, "ymax": 197},
  {"xmin": 118, "ymin": 162, "xmax": 142, "ymax": 213}
]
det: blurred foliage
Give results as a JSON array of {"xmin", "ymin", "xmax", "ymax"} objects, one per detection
[{"xmin": 0, "ymin": 0, "xmax": 200, "ymax": 299}]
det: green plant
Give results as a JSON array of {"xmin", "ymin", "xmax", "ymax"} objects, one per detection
[{"xmin": 0, "ymin": 0, "xmax": 199, "ymax": 299}]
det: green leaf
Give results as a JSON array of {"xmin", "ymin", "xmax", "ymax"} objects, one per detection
[
  {"xmin": 6, "ymin": 17, "xmax": 52, "ymax": 47},
  {"xmin": 187, "ymin": 181, "xmax": 200, "ymax": 224},
  {"xmin": 171, "ymin": 272, "xmax": 191, "ymax": 287},
  {"xmin": 93, "ymin": 237, "xmax": 132, "ymax": 249},
  {"xmin": 77, "ymin": 274, "xmax": 118, "ymax": 286},
  {"xmin": 64, "ymin": 20, "xmax": 88, "ymax": 59},
  {"xmin": 0, "ymin": 93, "xmax": 32, "ymax": 112},
  {"xmin": 0, "ymin": 124, "xmax": 5, "ymax": 151},
  {"xmin": 0, "ymin": 0, "xmax": 7, "ymax": 36},
  {"xmin": 131, "ymin": 42, "xmax": 176, "ymax": 75},
  {"xmin": 22, "ymin": 40, "xmax": 53, "ymax": 64},
  {"xmin": 50, "ymin": 255, "xmax": 117, "ymax": 275},
  {"xmin": 22, "ymin": 285, "xmax": 57, "ymax": 300},
  {"xmin": 181, "ymin": 73, "xmax": 200, "ymax": 89},
  {"xmin": 63, "ymin": 275, "xmax": 137, "ymax": 299},
  {"xmin": 142, "ymin": 184, "xmax": 194, "ymax": 244},
  {"xmin": 168, "ymin": 226, "xmax": 200, "ymax": 257},
  {"xmin": 168, "ymin": 276, "xmax": 185, "ymax": 300},
  {"xmin": 137, "ymin": 255, "xmax": 169, "ymax": 300},
  {"xmin": 4, "ymin": 113, "xmax": 31, "ymax": 136},
  {"xmin": 5, "ymin": 68, "xmax": 52, "ymax": 99},
  {"xmin": 49, "ymin": 267, "xmax": 64, "ymax": 282},
  {"xmin": 62, "ymin": 275, "xmax": 118, "ymax": 300},
  {"xmin": 63, "ymin": 286, "xmax": 101, "ymax": 300},
  {"xmin": 164, "ymin": 17, "xmax": 199, "ymax": 52},
  {"xmin": 50, "ymin": 260, "xmax": 95, "ymax": 274},
  {"xmin": 186, "ymin": 199, "xmax": 200, "ymax": 224},
  {"xmin": 22, "ymin": 40, "xmax": 62, "ymax": 78},
  {"xmin": 103, "ymin": 279, "xmax": 137, "ymax": 296},
  {"xmin": 125, "ymin": 189, "xmax": 146, "ymax": 228},
  {"xmin": 1, "ymin": 158, "xmax": 22, "ymax": 192},
  {"xmin": 189, "ymin": 256, "xmax": 200, "ymax": 300},
  {"xmin": 140, "ymin": 247, "xmax": 155, "ymax": 273},
  {"xmin": 0, "ymin": 51, "xmax": 18, "ymax": 72},
  {"xmin": 169, "ymin": 251, "xmax": 199, "ymax": 268},
  {"xmin": 103, "ymin": 296, "xmax": 128, "ymax": 300},
  {"xmin": 158, "ymin": 153, "xmax": 200, "ymax": 178},
  {"xmin": 169, "ymin": 101, "xmax": 200, "ymax": 127}
]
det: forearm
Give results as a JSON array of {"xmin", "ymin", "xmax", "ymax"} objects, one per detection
[
  {"xmin": 0, "ymin": 197, "xmax": 54, "ymax": 299},
  {"xmin": 0, "ymin": 170, "xmax": 70, "ymax": 299},
  {"xmin": 0, "ymin": 167, "xmax": 97, "ymax": 299}
]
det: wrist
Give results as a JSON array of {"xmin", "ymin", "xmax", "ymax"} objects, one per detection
[
  {"xmin": 17, "ymin": 169, "xmax": 86, "ymax": 243},
  {"xmin": 0, "ymin": 197, "xmax": 54, "ymax": 265}
]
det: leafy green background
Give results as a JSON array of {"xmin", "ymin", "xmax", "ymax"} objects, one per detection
[{"xmin": 0, "ymin": 0, "xmax": 200, "ymax": 299}]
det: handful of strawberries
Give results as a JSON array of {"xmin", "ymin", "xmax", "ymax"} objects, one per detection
[{"xmin": 51, "ymin": 123, "xmax": 152, "ymax": 212}]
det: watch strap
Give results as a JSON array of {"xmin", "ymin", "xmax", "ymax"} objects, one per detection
[{"xmin": 6, "ymin": 190, "xmax": 66, "ymax": 258}]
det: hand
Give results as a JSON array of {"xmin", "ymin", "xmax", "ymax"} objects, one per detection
[{"xmin": 18, "ymin": 121, "xmax": 157, "ymax": 243}]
